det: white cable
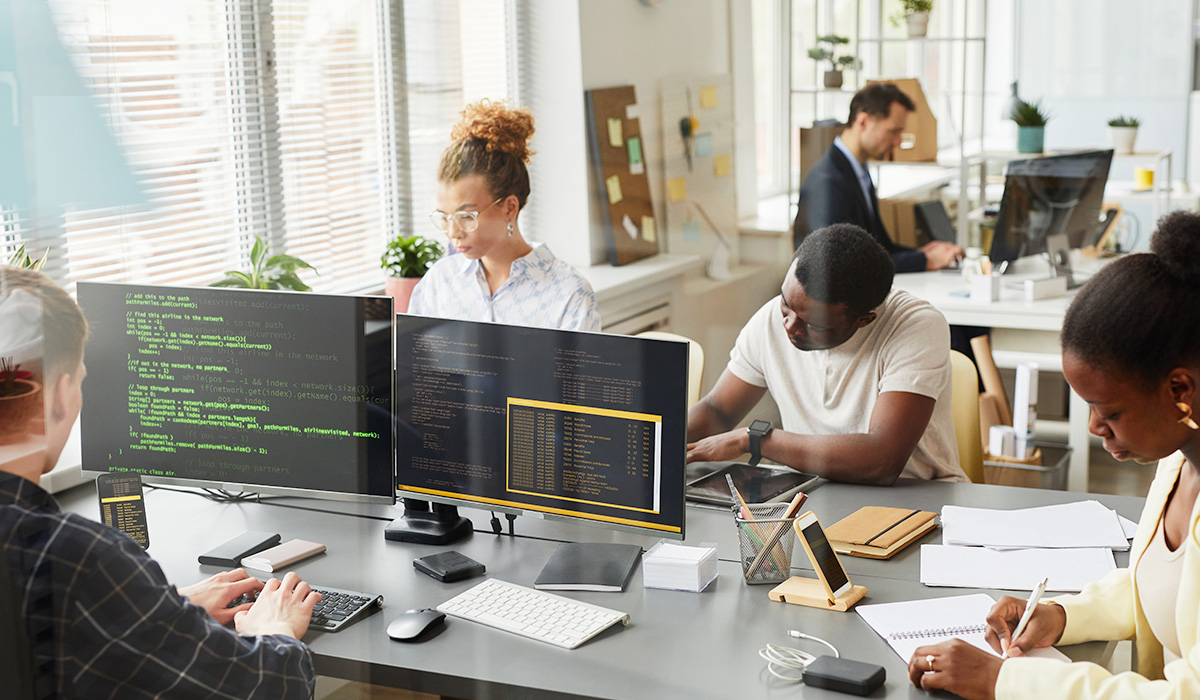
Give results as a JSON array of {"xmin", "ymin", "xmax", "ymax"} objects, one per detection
[{"xmin": 758, "ymin": 630, "xmax": 840, "ymax": 683}]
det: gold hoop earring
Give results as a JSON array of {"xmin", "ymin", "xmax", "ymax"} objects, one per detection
[
  {"xmin": 507, "ymin": 221, "xmax": 514, "ymax": 237},
  {"xmin": 1177, "ymin": 402, "xmax": 1199, "ymax": 430}
]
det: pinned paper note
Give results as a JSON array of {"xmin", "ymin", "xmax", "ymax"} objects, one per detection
[
  {"xmin": 607, "ymin": 118, "xmax": 623, "ymax": 147},
  {"xmin": 714, "ymin": 154, "xmax": 731, "ymax": 177},
  {"xmin": 695, "ymin": 133, "xmax": 713, "ymax": 157},
  {"xmin": 621, "ymin": 214, "xmax": 638, "ymax": 240},
  {"xmin": 606, "ymin": 175, "xmax": 624, "ymax": 204},
  {"xmin": 683, "ymin": 220, "xmax": 701, "ymax": 242},
  {"xmin": 627, "ymin": 136, "xmax": 643, "ymax": 165},
  {"xmin": 700, "ymin": 85, "xmax": 718, "ymax": 109},
  {"xmin": 667, "ymin": 177, "xmax": 687, "ymax": 201},
  {"xmin": 642, "ymin": 216, "xmax": 657, "ymax": 243},
  {"xmin": 630, "ymin": 161, "xmax": 645, "ymax": 175},
  {"xmin": 625, "ymin": 104, "xmax": 640, "ymax": 120}
]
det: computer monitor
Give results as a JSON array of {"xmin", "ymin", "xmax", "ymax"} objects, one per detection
[
  {"xmin": 989, "ymin": 149, "xmax": 1114, "ymax": 265},
  {"xmin": 78, "ymin": 282, "xmax": 395, "ymax": 504},
  {"xmin": 388, "ymin": 316, "xmax": 688, "ymax": 542}
]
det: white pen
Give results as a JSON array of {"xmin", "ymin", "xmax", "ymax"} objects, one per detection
[{"xmin": 1003, "ymin": 577, "xmax": 1049, "ymax": 659}]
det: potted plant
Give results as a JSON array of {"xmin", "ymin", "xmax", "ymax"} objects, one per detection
[
  {"xmin": 1107, "ymin": 115, "xmax": 1141, "ymax": 155},
  {"xmin": 380, "ymin": 234, "xmax": 442, "ymax": 313},
  {"xmin": 1008, "ymin": 98, "xmax": 1051, "ymax": 154},
  {"xmin": 6, "ymin": 243, "xmax": 50, "ymax": 271},
  {"xmin": 807, "ymin": 35, "xmax": 856, "ymax": 89},
  {"xmin": 211, "ymin": 236, "xmax": 317, "ymax": 291},
  {"xmin": 890, "ymin": 0, "xmax": 934, "ymax": 38},
  {"xmin": 0, "ymin": 357, "xmax": 41, "ymax": 445}
]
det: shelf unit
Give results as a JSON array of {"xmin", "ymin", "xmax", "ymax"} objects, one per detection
[{"xmin": 785, "ymin": 0, "xmax": 990, "ymax": 246}]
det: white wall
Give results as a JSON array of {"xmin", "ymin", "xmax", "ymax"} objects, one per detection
[
  {"xmin": 1017, "ymin": 0, "xmax": 1194, "ymax": 181},
  {"xmin": 578, "ymin": 0, "xmax": 753, "ymax": 264}
]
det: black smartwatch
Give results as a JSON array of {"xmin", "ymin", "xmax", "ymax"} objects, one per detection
[{"xmin": 747, "ymin": 419, "xmax": 773, "ymax": 467}]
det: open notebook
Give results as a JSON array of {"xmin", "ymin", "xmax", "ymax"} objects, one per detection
[{"xmin": 857, "ymin": 594, "xmax": 1070, "ymax": 662}]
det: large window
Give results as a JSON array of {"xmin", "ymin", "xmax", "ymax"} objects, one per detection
[{"xmin": 2, "ymin": 0, "xmax": 514, "ymax": 293}]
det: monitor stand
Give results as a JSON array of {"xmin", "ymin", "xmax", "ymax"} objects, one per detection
[{"xmin": 384, "ymin": 498, "xmax": 473, "ymax": 545}]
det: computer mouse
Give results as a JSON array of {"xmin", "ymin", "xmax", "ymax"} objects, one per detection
[{"xmin": 387, "ymin": 608, "xmax": 446, "ymax": 641}]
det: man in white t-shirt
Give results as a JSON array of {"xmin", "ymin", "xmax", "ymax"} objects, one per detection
[{"xmin": 686, "ymin": 224, "xmax": 964, "ymax": 484}]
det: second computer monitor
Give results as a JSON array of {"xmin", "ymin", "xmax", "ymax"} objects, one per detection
[
  {"xmin": 989, "ymin": 149, "xmax": 1113, "ymax": 264},
  {"xmin": 394, "ymin": 316, "xmax": 689, "ymax": 538}
]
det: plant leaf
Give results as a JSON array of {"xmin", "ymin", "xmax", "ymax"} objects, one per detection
[
  {"xmin": 273, "ymin": 271, "xmax": 312, "ymax": 292},
  {"xmin": 210, "ymin": 271, "xmax": 255, "ymax": 288}
]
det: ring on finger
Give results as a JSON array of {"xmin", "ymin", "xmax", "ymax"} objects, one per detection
[{"xmin": 926, "ymin": 654, "xmax": 935, "ymax": 673}]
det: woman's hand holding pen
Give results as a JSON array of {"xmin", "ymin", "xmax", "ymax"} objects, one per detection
[{"xmin": 984, "ymin": 596, "xmax": 1066, "ymax": 658}]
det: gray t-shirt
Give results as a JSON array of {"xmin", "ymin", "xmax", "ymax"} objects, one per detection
[{"xmin": 728, "ymin": 289, "xmax": 964, "ymax": 481}]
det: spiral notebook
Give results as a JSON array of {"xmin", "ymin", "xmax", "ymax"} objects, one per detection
[{"xmin": 857, "ymin": 594, "xmax": 1070, "ymax": 662}]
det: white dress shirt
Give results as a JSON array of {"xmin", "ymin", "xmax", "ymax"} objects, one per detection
[{"xmin": 408, "ymin": 243, "xmax": 601, "ymax": 332}]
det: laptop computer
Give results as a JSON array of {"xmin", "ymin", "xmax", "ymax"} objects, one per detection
[{"xmin": 913, "ymin": 200, "xmax": 956, "ymax": 243}]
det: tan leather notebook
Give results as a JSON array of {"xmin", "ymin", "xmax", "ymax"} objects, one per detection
[{"xmin": 825, "ymin": 507, "xmax": 938, "ymax": 559}]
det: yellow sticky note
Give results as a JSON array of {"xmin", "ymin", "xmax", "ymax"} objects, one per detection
[
  {"xmin": 642, "ymin": 216, "xmax": 657, "ymax": 243},
  {"xmin": 714, "ymin": 154, "xmax": 731, "ymax": 177},
  {"xmin": 700, "ymin": 85, "xmax": 718, "ymax": 109},
  {"xmin": 606, "ymin": 175, "xmax": 624, "ymax": 204},
  {"xmin": 668, "ymin": 177, "xmax": 687, "ymax": 202},
  {"xmin": 607, "ymin": 118, "xmax": 623, "ymax": 147}
]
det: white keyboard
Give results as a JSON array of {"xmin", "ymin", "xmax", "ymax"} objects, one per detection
[{"xmin": 437, "ymin": 578, "xmax": 630, "ymax": 649}]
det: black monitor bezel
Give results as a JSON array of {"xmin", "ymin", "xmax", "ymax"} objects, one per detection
[
  {"xmin": 393, "ymin": 315, "xmax": 689, "ymax": 540},
  {"xmin": 77, "ymin": 281, "xmax": 396, "ymax": 506},
  {"xmin": 988, "ymin": 149, "xmax": 1114, "ymax": 265}
]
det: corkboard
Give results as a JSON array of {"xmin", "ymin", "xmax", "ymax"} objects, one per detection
[{"xmin": 585, "ymin": 85, "xmax": 659, "ymax": 266}]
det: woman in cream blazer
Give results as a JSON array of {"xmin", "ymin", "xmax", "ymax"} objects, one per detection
[{"xmin": 907, "ymin": 210, "xmax": 1200, "ymax": 700}]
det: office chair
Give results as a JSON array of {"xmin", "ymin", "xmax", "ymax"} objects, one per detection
[
  {"xmin": 635, "ymin": 331, "xmax": 704, "ymax": 405},
  {"xmin": 949, "ymin": 350, "xmax": 986, "ymax": 484}
]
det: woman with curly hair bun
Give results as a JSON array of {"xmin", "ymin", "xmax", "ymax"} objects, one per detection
[
  {"xmin": 907, "ymin": 210, "xmax": 1200, "ymax": 699},
  {"xmin": 409, "ymin": 100, "xmax": 601, "ymax": 331}
]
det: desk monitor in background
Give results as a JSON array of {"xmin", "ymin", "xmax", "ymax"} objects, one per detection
[
  {"xmin": 390, "ymin": 316, "xmax": 689, "ymax": 544},
  {"xmin": 78, "ymin": 283, "xmax": 395, "ymax": 504},
  {"xmin": 989, "ymin": 149, "xmax": 1113, "ymax": 266}
]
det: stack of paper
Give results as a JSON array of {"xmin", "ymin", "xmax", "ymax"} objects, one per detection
[
  {"xmin": 942, "ymin": 501, "xmax": 1129, "ymax": 550},
  {"xmin": 920, "ymin": 545, "xmax": 1115, "ymax": 592},
  {"xmin": 642, "ymin": 541, "xmax": 718, "ymax": 592},
  {"xmin": 921, "ymin": 501, "xmax": 1136, "ymax": 592}
]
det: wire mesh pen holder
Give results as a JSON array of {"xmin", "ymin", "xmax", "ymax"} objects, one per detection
[{"xmin": 734, "ymin": 502, "xmax": 798, "ymax": 584}]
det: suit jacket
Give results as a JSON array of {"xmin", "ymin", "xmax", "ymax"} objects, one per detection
[{"xmin": 793, "ymin": 145, "xmax": 927, "ymax": 273}]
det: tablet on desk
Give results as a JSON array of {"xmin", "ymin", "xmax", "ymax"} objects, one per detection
[{"xmin": 685, "ymin": 461, "xmax": 819, "ymax": 506}]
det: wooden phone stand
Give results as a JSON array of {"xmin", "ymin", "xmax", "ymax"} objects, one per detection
[{"xmin": 768, "ymin": 576, "xmax": 867, "ymax": 612}]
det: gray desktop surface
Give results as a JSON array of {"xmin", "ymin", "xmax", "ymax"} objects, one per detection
[{"xmin": 54, "ymin": 480, "xmax": 1140, "ymax": 698}]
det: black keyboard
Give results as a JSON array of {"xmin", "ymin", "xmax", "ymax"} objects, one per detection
[{"xmin": 227, "ymin": 584, "xmax": 383, "ymax": 632}]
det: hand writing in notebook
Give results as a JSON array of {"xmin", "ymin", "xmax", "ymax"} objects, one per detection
[{"xmin": 906, "ymin": 595, "xmax": 1068, "ymax": 700}]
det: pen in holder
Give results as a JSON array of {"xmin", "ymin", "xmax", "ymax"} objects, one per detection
[{"xmin": 733, "ymin": 502, "xmax": 799, "ymax": 584}]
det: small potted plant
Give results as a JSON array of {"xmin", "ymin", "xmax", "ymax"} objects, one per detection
[
  {"xmin": 1009, "ymin": 98, "xmax": 1051, "ymax": 154},
  {"xmin": 1107, "ymin": 115, "xmax": 1141, "ymax": 155},
  {"xmin": 0, "ymin": 357, "xmax": 41, "ymax": 445},
  {"xmin": 380, "ymin": 234, "xmax": 442, "ymax": 313},
  {"xmin": 6, "ymin": 243, "xmax": 50, "ymax": 271},
  {"xmin": 211, "ymin": 236, "xmax": 318, "ymax": 291},
  {"xmin": 890, "ymin": 0, "xmax": 934, "ymax": 38},
  {"xmin": 807, "ymin": 35, "xmax": 856, "ymax": 89}
]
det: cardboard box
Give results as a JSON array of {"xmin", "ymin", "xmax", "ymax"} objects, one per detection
[
  {"xmin": 878, "ymin": 197, "xmax": 922, "ymax": 248},
  {"xmin": 867, "ymin": 78, "xmax": 937, "ymax": 162}
]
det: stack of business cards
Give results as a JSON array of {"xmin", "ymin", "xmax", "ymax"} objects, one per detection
[{"xmin": 642, "ymin": 540, "xmax": 718, "ymax": 592}]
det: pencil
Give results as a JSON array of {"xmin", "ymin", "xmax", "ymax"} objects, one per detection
[{"xmin": 727, "ymin": 474, "xmax": 790, "ymax": 574}]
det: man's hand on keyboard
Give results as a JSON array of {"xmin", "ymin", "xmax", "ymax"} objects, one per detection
[
  {"xmin": 178, "ymin": 568, "xmax": 265, "ymax": 625},
  {"xmin": 234, "ymin": 572, "xmax": 322, "ymax": 640}
]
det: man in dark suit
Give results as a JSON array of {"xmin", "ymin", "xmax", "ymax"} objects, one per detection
[{"xmin": 793, "ymin": 82, "xmax": 963, "ymax": 272}]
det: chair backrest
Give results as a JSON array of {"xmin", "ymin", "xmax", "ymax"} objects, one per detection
[
  {"xmin": 635, "ymin": 331, "xmax": 705, "ymax": 405},
  {"xmin": 949, "ymin": 350, "xmax": 986, "ymax": 483}
]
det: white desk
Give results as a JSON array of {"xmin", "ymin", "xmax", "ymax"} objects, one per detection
[{"xmin": 892, "ymin": 253, "xmax": 1115, "ymax": 492}]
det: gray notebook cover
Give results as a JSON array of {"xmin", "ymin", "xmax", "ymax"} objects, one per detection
[{"xmin": 534, "ymin": 542, "xmax": 643, "ymax": 592}]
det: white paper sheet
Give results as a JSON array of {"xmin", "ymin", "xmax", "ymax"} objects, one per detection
[
  {"xmin": 920, "ymin": 544, "xmax": 1115, "ymax": 592},
  {"xmin": 941, "ymin": 501, "xmax": 1129, "ymax": 550}
]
